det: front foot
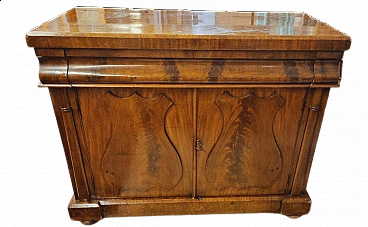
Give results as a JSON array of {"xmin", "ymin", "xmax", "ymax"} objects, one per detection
[
  {"xmin": 81, "ymin": 220, "xmax": 99, "ymax": 225},
  {"xmin": 286, "ymin": 215, "xmax": 302, "ymax": 219},
  {"xmin": 280, "ymin": 193, "xmax": 311, "ymax": 218},
  {"xmin": 69, "ymin": 196, "xmax": 102, "ymax": 224}
]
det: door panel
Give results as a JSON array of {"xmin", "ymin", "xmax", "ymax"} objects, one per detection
[
  {"xmin": 77, "ymin": 88, "xmax": 193, "ymax": 199},
  {"xmin": 197, "ymin": 88, "xmax": 306, "ymax": 196}
]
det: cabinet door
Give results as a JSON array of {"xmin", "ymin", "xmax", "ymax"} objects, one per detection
[
  {"xmin": 77, "ymin": 88, "xmax": 194, "ymax": 199},
  {"xmin": 196, "ymin": 88, "xmax": 306, "ymax": 196}
]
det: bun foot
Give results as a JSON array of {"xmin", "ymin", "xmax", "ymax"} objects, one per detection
[
  {"xmin": 286, "ymin": 215, "xmax": 302, "ymax": 219},
  {"xmin": 81, "ymin": 220, "xmax": 99, "ymax": 225}
]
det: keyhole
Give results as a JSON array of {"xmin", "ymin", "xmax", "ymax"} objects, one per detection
[{"xmin": 196, "ymin": 139, "xmax": 203, "ymax": 151}]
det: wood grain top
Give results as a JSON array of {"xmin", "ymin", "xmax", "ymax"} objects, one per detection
[{"xmin": 26, "ymin": 7, "xmax": 351, "ymax": 50}]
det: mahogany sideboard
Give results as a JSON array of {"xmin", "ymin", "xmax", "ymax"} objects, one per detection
[{"xmin": 26, "ymin": 7, "xmax": 351, "ymax": 225}]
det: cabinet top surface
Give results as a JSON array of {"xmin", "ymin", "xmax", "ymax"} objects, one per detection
[{"xmin": 26, "ymin": 7, "xmax": 351, "ymax": 50}]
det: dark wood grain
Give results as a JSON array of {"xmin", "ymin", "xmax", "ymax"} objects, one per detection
[
  {"xmin": 205, "ymin": 92, "xmax": 285, "ymax": 190},
  {"xmin": 196, "ymin": 88, "xmax": 306, "ymax": 196}
]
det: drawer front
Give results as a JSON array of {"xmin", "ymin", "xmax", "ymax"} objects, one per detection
[{"xmin": 67, "ymin": 58, "xmax": 326, "ymax": 84}]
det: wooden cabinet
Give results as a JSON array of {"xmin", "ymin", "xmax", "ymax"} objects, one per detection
[{"xmin": 26, "ymin": 7, "xmax": 350, "ymax": 224}]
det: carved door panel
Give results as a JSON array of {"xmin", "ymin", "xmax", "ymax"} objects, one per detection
[
  {"xmin": 196, "ymin": 88, "xmax": 307, "ymax": 196},
  {"xmin": 77, "ymin": 88, "xmax": 193, "ymax": 199}
]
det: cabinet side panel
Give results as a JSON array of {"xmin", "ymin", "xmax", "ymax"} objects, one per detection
[
  {"xmin": 49, "ymin": 88, "xmax": 90, "ymax": 200},
  {"xmin": 291, "ymin": 88, "xmax": 330, "ymax": 195}
]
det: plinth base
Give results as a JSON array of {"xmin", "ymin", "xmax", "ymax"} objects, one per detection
[{"xmin": 68, "ymin": 193, "xmax": 311, "ymax": 224}]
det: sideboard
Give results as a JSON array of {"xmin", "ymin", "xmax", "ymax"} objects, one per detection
[{"xmin": 26, "ymin": 7, "xmax": 351, "ymax": 225}]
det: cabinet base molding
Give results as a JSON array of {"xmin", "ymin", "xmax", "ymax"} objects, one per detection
[{"xmin": 68, "ymin": 193, "xmax": 311, "ymax": 223}]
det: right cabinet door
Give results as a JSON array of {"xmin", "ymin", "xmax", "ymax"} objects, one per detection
[{"xmin": 196, "ymin": 88, "xmax": 307, "ymax": 196}]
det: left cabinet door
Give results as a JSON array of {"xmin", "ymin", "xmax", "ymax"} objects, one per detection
[{"xmin": 76, "ymin": 88, "xmax": 194, "ymax": 199}]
